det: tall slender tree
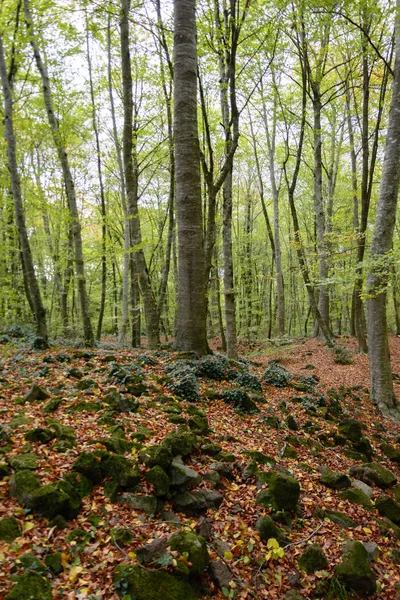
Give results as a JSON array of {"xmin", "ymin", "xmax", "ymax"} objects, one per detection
[{"xmin": 173, "ymin": 0, "xmax": 207, "ymax": 354}]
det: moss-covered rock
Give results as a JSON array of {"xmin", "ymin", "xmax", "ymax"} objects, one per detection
[
  {"xmin": 118, "ymin": 493, "xmax": 157, "ymax": 516},
  {"xmin": 0, "ymin": 462, "xmax": 9, "ymax": 478},
  {"xmin": 145, "ymin": 466, "xmax": 170, "ymax": 497},
  {"xmin": 349, "ymin": 462, "xmax": 397, "ymax": 489},
  {"xmin": 298, "ymin": 544, "xmax": 327, "ymax": 574},
  {"xmin": 44, "ymin": 552, "xmax": 63, "ymax": 574},
  {"xmin": 100, "ymin": 453, "xmax": 140, "ymax": 489},
  {"xmin": 339, "ymin": 488, "xmax": 374, "ymax": 510},
  {"xmin": 221, "ymin": 388, "xmax": 259, "ymax": 414},
  {"xmin": 114, "ymin": 563, "xmax": 197, "ymax": 600},
  {"xmin": 62, "ymin": 471, "xmax": 93, "ymax": 498},
  {"xmin": 24, "ymin": 384, "xmax": 50, "ymax": 403},
  {"xmin": 320, "ymin": 468, "xmax": 351, "ymax": 490},
  {"xmin": 9, "ymin": 453, "xmax": 40, "ymax": 471},
  {"xmin": 18, "ymin": 552, "xmax": 47, "ymax": 573},
  {"xmin": 323, "ymin": 509, "xmax": 356, "ymax": 529},
  {"xmin": 268, "ymin": 472, "xmax": 300, "ymax": 511},
  {"xmin": 139, "ymin": 445, "xmax": 173, "ymax": 470},
  {"xmin": 49, "ymin": 421, "xmax": 76, "ymax": 442},
  {"xmin": 262, "ymin": 361, "xmax": 292, "ymax": 387},
  {"xmin": 111, "ymin": 527, "xmax": 133, "ymax": 547},
  {"xmin": 5, "ymin": 572, "xmax": 52, "ymax": 600},
  {"xmin": 337, "ymin": 418, "xmax": 364, "ymax": 443},
  {"xmin": 72, "ymin": 451, "xmax": 102, "ymax": 484},
  {"xmin": 380, "ymin": 443, "xmax": 400, "ymax": 464},
  {"xmin": 169, "ymin": 460, "xmax": 201, "ymax": 488},
  {"xmin": 42, "ymin": 397, "xmax": 64, "ymax": 414},
  {"xmin": 255, "ymin": 515, "xmax": 289, "ymax": 544},
  {"xmin": 27, "ymin": 479, "xmax": 81, "ymax": 519},
  {"xmin": 9, "ymin": 469, "xmax": 41, "ymax": 505},
  {"xmin": 335, "ymin": 540, "xmax": 376, "ymax": 596},
  {"xmin": 25, "ymin": 428, "xmax": 55, "ymax": 444},
  {"xmin": 188, "ymin": 415, "xmax": 209, "ymax": 435},
  {"xmin": 375, "ymin": 495, "xmax": 400, "ymax": 524},
  {"xmin": 169, "ymin": 530, "xmax": 210, "ymax": 577},
  {"xmin": 162, "ymin": 431, "xmax": 196, "ymax": 457},
  {"xmin": 0, "ymin": 516, "xmax": 21, "ymax": 542}
]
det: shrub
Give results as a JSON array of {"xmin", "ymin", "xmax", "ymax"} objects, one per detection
[
  {"xmin": 234, "ymin": 371, "xmax": 262, "ymax": 392},
  {"xmin": 262, "ymin": 361, "xmax": 292, "ymax": 387},
  {"xmin": 332, "ymin": 345, "xmax": 353, "ymax": 365}
]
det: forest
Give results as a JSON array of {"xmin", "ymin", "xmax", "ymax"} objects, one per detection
[{"xmin": 1, "ymin": 0, "xmax": 400, "ymax": 598}]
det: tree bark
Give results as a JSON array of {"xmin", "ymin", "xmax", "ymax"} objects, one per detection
[
  {"xmin": 366, "ymin": 0, "xmax": 400, "ymax": 420},
  {"xmin": 173, "ymin": 0, "xmax": 207, "ymax": 355},
  {"xmin": 0, "ymin": 32, "xmax": 48, "ymax": 345}
]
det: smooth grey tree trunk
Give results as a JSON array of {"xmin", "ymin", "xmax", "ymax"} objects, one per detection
[
  {"xmin": 173, "ymin": 0, "xmax": 207, "ymax": 355},
  {"xmin": 0, "ymin": 33, "xmax": 48, "ymax": 345},
  {"xmin": 24, "ymin": 0, "xmax": 94, "ymax": 346},
  {"xmin": 366, "ymin": 0, "xmax": 400, "ymax": 420}
]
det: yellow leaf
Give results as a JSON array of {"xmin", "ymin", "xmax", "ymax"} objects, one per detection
[
  {"xmin": 69, "ymin": 565, "xmax": 83, "ymax": 582},
  {"xmin": 224, "ymin": 551, "xmax": 233, "ymax": 560},
  {"xmin": 105, "ymin": 504, "xmax": 113, "ymax": 512},
  {"xmin": 267, "ymin": 538, "xmax": 279, "ymax": 549},
  {"xmin": 61, "ymin": 552, "xmax": 70, "ymax": 569},
  {"xmin": 128, "ymin": 552, "xmax": 136, "ymax": 559},
  {"xmin": 363, "ymin": 527, "xmax": 372, "ymax": 534},
  {"xmin": 23, "ymin": 521, "xmax": 35, "ymax": 532}
]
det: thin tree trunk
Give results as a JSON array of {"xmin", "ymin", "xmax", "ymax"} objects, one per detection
[
  {"xmin": 366, "ymin": 0, "xmax": 400, "ymax": 420},
  {"xmin": 0, "ymin": 32, "xmax": 48, "ymax": 345},
  {"xmin": 24, "ymin": 0, "xmax": 94, "ymax": 345},
  {"xmin": 85, "ymin": 10, "xmax": 107, "ymax": 342},
  {"xmin": 120, "ymin": 0, "xmax": 160, "ymax": 349}
]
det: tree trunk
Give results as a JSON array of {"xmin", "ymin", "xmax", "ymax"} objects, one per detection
[
  {"xmin": 366, "ymin": 0, "xmax": 400, "ymax": 420},
  {"xmin": 120, "ymin": 0, "xmax": 160, "ymax": 349},
  {"xmin": 24, "ymin": 0, "xmax": 94, "ymax": 346},
  {"xmin": 0, "ymin": 32, "xmax": 48, "ymax": 345},
  {"xmin": 173, "ymin": 0, "xmax": 207, "ymax": 355}
]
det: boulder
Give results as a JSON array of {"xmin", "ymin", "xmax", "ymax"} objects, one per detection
[
  {"xmin": 323, "ymin": 509, "xmax": 356, "ymax": 529},
  {"xmin": 24, "ymin": 384, "xmax": 50, "ymax": 403},
  {"xmin": 349, "ymin": 462, "xmax": 397, "ymax": 489},
  {"xmin": 145, "ymin": 466, "xmax": 170, "ymax": 497},
  {"xmin": 169, "ymin": 460, "xmax": 201, "ymax": 488},
  {"xmin": 25, "ymin": 428, "xmax": 55, "ymax": 444},
  {"xmin": 363, "ymin": 542, "xmax": 379, "ymax": 563},
  {"xmin": 9, "ymin": 453, "xmax": 40, "ymax": 471},
  {"xmin": 5, "ymin": 572, "xmax": 52, "ymax": 600},
  {"xmin": 320, "ymin": 467, "xmax": 351, "ymax": 490},
  {"xmin": 208, "ymin": 560, "xmax": 233, "ymax": 589},
  {"xmin": 255, "ymin": 515, "xmax": 289, "ymax": 545},
  {"xmin": 298, "ymin": 544, "xmax": 327, "ymax": 574},
  {"xmin": 9, "ymin": 469, "xmax": 41, "ymax": 505},
  {"xmin": 162, "ymin": 431, "xmax": 196, "ymax": 457},
  {"xmin": 375, "ymin": 495, "xmax": 400, "ymax": 525},
  {"xmin": 136, "ymin": 537, "xmax": 169, "ymax": 564},
  {"xmin": 0, "ymin": 516, "xmax": 21, "ymax": 542},
  {"xmin": 27, "ymin": 479, "xmax": 81, "ymax": 519},
  {"xmin": 380, "ymin": 443, "xmax": 400, "ymax": 464},
  {"xmin": 118, "ymin": 493, "xmax": 157, "ymax": 516},
  {"xmin": 44, "ymin": 552, "xmax": 63, "ymax": 574},
  {"xmin": 335, "ymin": 540, "xmax": 376, "ymax": 596},
  {"xmin": 268, "ymin": 472, "xmax": 300, "ymax": 511},
  {"xmin": 188, "ymin": 415, "xmax": 209, "ymax": 435},
  {"xmin": 139, "ymin": 445, "xmax": 173, "ymax": 470},
  {"xmin": 114, "ymin": 564, "xmax": 197, "ymax": 600},
  {"xmin": 169, "ymin": 530, "xmax": 210, "ymax": 577},
  {"xmin": 352, "ymin": 479, "xmax": 373, "ymax": 498},
  {"xmin": 72, "ymin": 451, "xmax": 102, "ymax": 484},
  {"xmin": 339, "ymin": 488, "xmax": 374, "ymax": 510}
]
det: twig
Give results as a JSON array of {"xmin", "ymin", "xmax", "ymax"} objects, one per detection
[{"xmin": 282, "ymin": 521, "xmax": 325, "ymax": 550}]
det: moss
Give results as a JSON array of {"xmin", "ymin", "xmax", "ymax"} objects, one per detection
[
  {"xmin": 44, "ymin": 552, "xmax": 63, "ymax": 574},
  {"xmin": 9, "ymin": 469, "xmax": 41, "ymax": 505},
  {"xmin": 49, "ymin": 421, "xmax": 76, "ymax": 442},
  {"xmin": 145, "ymin": 466, "xmax": 170, "ymax": 497},
  {"xmin": 162, "ymin": 431, "xmax": 196, "ymax": 457},
  {"xmin": 380, "ymin": 443, "xmax": 400, "ymax": 463},
  {"xmin": 363, "ymin": 462, "xmax": 397, "ymax": 489},
  {"xmin": 139, "ymin": 445, "xmax": 173, "ymax": 470},
  {"xmin": 169, "ymin": 530, "xmax": 210, "ymax": 577},
  {"xmin": 375, "ymin": 495, "xmax": 400, "ymax": 524},
  {"xmin": 188, "ymin": 415, "xmax": 209, "ymax": 435},
  {"xmin": 25, "ymin": 428, "xmax": 55, "ymax": 444},
  {"xmin": 114, "ymin": 563, "xmax": 197, "ymax": 600},
  {"xmin": 298, "ymin": 544, "xmax": 327, "ymax": 574},
  {"xmin": 323, "ymin": 509, "xmax": 356, "ymax": 529},
  {"xmin": 339, "ymin": 488, "xmax": 374, "ymax": 510},
  {"xmin": 62, "ymin": 471, "xmax": 93, "ymax": 498},
  {"xmin": 24, "ymin": 384, "xmax": 50, "ymax": 403},
  {"xmin": 320, "ymin": 468, "xmax": 351, "ymax": 490},
  {"xmin": 27, "ymin": 479, "xmax": 81, "ymax": 520},
  {"xmin": 338, "ymin": 418, "xmax": 363, "ymax": 443},
  {"xmin": 5, "ymin": 571, "xmax": 52, "ymax": 600},
  {"xmin": 118, "ymin": 493, "xmax": 157, "ymax": 515},
  {"xmin": 0, "ymin": 463, "xmax": 9, "ymax": 478},
  {"xmin": 69, "ymin": 400, "xmax": 102, "ymax": 412},
  {"xmin": 255, "ymin": 515, "xmax": 288, "ymax": 544},
  {"xmin": 0, "ymin": 516, "xmax": 21, "ymax": 542},
  {"xmin": 268, "ymin": 472, "xmax": 300, "ymax": 511},
  {"xmin": 111, "ymin": 527, "xmax": 133, "ymax": 546},
  {"xmin": 72, "ymin": 451, "xmax": 102, "ymax": 483},
  {"xmin": 18, "ymin": 552, "xmax": 47, "ymax": 574},
  {"xmin": 335, "ymin": 540, "xmax": 376, "ymax": 596},
  {"xmin": 9, "ymin": 453, "xmax": 40, "ymax": 471}
]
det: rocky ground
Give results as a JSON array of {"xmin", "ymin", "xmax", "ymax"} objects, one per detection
[{"xmin": 0, "ymin": 332, "xmax": 400, "ymax": 599}]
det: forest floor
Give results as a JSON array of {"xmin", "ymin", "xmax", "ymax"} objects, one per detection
[{"xmin": 0, "ymin": 335, "xmax": 400, "ymax": 599}]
